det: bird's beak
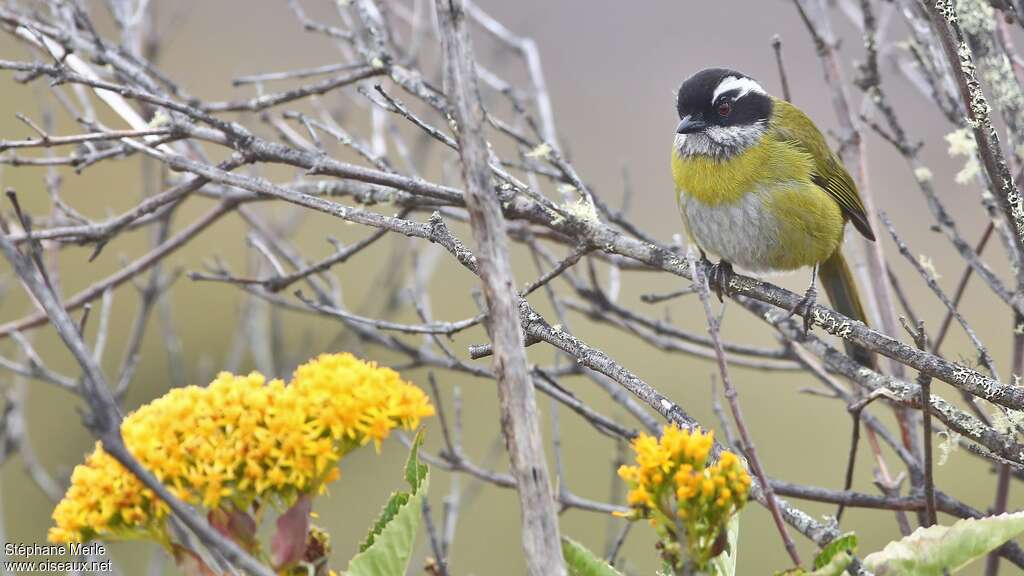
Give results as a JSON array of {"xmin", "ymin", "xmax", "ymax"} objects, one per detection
[{"xmin": 676, "ymin": 115, "xmax": 706, "ymax": 134}]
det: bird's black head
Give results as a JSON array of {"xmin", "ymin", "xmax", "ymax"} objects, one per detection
[{"xmin": 674, "ymin": 68, "xmax": 773, "ymax": 158}]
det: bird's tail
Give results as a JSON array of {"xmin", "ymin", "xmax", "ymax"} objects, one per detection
[{"xmin": 819, "ymin": 249, "xmax": 876, "ymax": 369}]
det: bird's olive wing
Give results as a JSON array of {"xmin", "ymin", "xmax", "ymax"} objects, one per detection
[{"xmin": 770, "ymin": 98, "xmax": 876, "ymax": 241}]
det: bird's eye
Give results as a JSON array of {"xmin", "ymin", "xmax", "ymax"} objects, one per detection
[{"xmin": 717, "ymin": 101, "xmax": 732, "ymax": 117}]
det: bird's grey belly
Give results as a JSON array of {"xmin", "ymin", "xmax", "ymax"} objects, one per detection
[{"xmin": 680, "ymin": 186, "xmax": 781, "ymax": 273}]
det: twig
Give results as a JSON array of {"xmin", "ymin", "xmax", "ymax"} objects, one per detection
[
  {"xmin": 464, "ymin": 1, "xmax": 558, "ymax": 147},
  {"xmin": 0, "ymin": 127, "xmax": 172, "ymax": 151},
  {"xmin": 639, "ymin": 286, "xmax": 697, "ymax": 304},
  {"xmin": 987, "ymin": 312, "xmax": 1024, "ymax": 576},
  {"xmin": 882, "ymin": 212, "xmax": 1000, "ymax": 379},
  {"xmin": 771, "ymin": 479, "xmax": 925, "ymax": 511},
  {"xmin": 900, "ymin": 318, "xmax": 937, "ymax": 527},
  {"xmin": 933, "ymin": 223, "xmax": 995, "ymax": 353},
  {"xmin": 0, "ymin": 215, "xmax": 274, "ymax": 576},
  {"xmin": 605, "ymin": 522, "xmax": 632, "ymax": 566},
  {"xmin": 926, "ymin": 1, "xmax": 1024, "ymax": 276},
  {"xmin": 294, "ymin": 291, "xmax": 484, "ymax": 335},
  {"xmin": 232, "ymin": 62, "xmax": 365, "ymax": 85},
  {"xmin": 442, "ymin": 384, "xmax": 463, "ymax": 559},
  {"xmin": 710, "ymin": 378, "xmax": 739, "ymax": 451},
  {"xmin": 202, "ymin": 66, "xmax": 382, "ymax": 112},
  {"xmin": 837, "ymin": 388, "xmax": 894, "ymax": 522},
  {"xmin": 771, "ymin": 34, "xmax": 793, "ymax": 102},
  {"xmin": 688, "ymin": 251, "xmax": 801, "ymax": 567},
  {"xmin": 0, "ymin": 201, "xmax": 236, "ymax": 338},
  {"xmin": 433, "ymin": 1, "xmax": 565, "ymax": 572},
  {"xmin": 421, "ymin": 498, "xmax": 449, "ymax": 576}
]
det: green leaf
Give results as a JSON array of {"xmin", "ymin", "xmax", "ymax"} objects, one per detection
[
  {"xmin": 561, "ymin": 536, "xmax": 624, "ymax": 576},
  {"xmin": 814, "ymin": 533, "xmax": 857, "ymax": 570},
  {"xmin": 710, "ymin": 513, "xmax": 740, "ymax": 576},
  {"xmin": 357, "ymin": 431, "xmax": 427, "ymax": 553},
  {"xmin": 772, "ymin": 554, "xmax": 851, "ymax": 576},
  {"xmin": 404, "ymin": 429, "xmax": 428, "ymax": 492},
  {"xmin": 808, "ymin": 547, "xmax": 854, "ymax": 576},
  {"xmin": 773, "ymin": 533, "xmax": 856, "ymax": 576},
  {"xmin": 864, "ymin": 511, "xmax": 1024, "ymax": 575},
  {"xmin": 357, "ymin": 492, "xmax": 411, "ymax": 553},
  {"xmin": 345, "ymin": 430, "xmax": 430, "ymax": 576}
]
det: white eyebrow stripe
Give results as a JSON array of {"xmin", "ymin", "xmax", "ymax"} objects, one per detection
[{"xmin": 712, "ymin": 76, "xmax": 765, "ymax": 103}]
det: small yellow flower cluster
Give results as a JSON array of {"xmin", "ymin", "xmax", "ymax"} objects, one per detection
[
  {"xmin": 617, "ymin": 425, "xmax": 750, "ymax": 569},
  {"xmin": 49, "ymin": 353, "xmax": 434, "ymax": 544}
]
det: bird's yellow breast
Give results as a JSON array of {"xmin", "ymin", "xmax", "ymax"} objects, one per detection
[
  {"xmin": 672, "ymin": 138, "xmax": 845, "ymax": 271},
  {"xmin": 671, "ymin": 137, "xmax": 817, "ymax": 206}
]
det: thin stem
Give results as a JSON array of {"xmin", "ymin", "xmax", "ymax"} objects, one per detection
[
  {"xmin": 688, "ymin": 253, "xmax": 802, "ymax": 567},
  {"xmin": 772, "ymin": 34, "xmax": 793, "ymax": 102},
  {"xmin": 986, "ymin": 311, "xmax": 1024, "ymax": 576}
]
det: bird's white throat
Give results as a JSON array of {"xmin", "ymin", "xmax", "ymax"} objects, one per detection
[{"xmin": 674, "ymin": 122, "xmax": 768, "ymax": 161}]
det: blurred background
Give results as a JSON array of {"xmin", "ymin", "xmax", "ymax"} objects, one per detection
[{"xmin": 0, "ymin": 0, "xmax": 1018, "ymax": 574}]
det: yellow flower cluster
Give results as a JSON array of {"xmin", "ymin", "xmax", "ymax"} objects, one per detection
[
  {"xmin": 617, "ymin": 425, "xmax": 750, "ymax": 569},
  {"xmin": 49, "ymin": 353, "xmax": 434, "ymax": 544}
]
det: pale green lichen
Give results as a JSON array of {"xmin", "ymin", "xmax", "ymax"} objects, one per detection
[
  {"xmin": 991, "ymin": 405, "xmax": 1024, "ymax": 432},
  {"xmin": 945, "ymin": 128, "xmax": 982, "ymax": 184},
  {"xmin": 981, "ymin": 57, "xmax": 1024, "ymax": 119},
  {"xmin": 957, "ymin": 0, "xmax": 1024, "ymax": 129},
  {"xmin": 956, "ymin": 0, "xmax": 995, "ymax": 35},
  {"xmin": 991, "ymin": 409, "xmax": 1024, "ymax": 435},
  {"xmin": 148, "ymin": 110, "xmax": 171, "ymax": 129},
  {"xmin": 561, "ymin": 196, "xmax": 599, "ymax": 224},
  {"xmin": 946, "ymin": 128, "xmax": 977, "ymax": 156},
  {"xmin": 525, "ymin": 142, "xmax": 552, "ymax": 160},
  {"xmin": 937, "ymin": 430, "xmax": 962, "ymax": 466},
  {"xmin": 918, "ymin": 255, "xmax": 941, "ymax": 280}
]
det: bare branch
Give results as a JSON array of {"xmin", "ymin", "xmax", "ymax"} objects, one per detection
[{"xmin": 433, "ymin": 1, "xmax": 565, "ymax": 572}]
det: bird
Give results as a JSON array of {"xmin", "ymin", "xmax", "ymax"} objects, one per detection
[{"xmin": 671, "ymin": 67, "xmax": 876, "ymax": 368}]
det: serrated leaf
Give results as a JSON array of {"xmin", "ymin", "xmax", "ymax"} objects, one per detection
[
  {"xmin": 404, "ymin": 429, "xmax": 428, "ymax": 492},
  {"xmin": 561, "ymin": 537, "xmax": 624, "ymax": 576},
  {"xmin": 345, "ymin": 430, "xmax": 430, "ymax": 576},
  {"xmin": 358, "ymin": 492, "xmax": 410, "ymax": 553},
  {"xmin": 710, "ymin": 513, "xmax": 740, "ymax": 576},
  {"xmin": 864, "ymin": 511, "xmax": 1024, "ymax": 575},
  {"xmin": 359, "ymin": 431, "xmax": 426, "ymax": 553},
  {"xmin": 814, "ymin": 533, "xmax": 857, "ymax": 570}
]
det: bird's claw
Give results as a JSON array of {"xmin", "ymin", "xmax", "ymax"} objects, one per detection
[
  {"xmin": 787, "ymin": 284, "xmax": 817, "ymax": 334},
  {"xmin": 704, "ymin": 257, "xmax": 734, "ymax": 303}
]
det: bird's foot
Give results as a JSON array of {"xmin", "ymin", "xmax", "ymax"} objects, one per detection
[
  {"xmin": 787, "ymin": 283, "xmax": 818, "ymax": 334},
  {"xmin": 704, "ymin": 257, "xmax": 734, "ymax": 303}
]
